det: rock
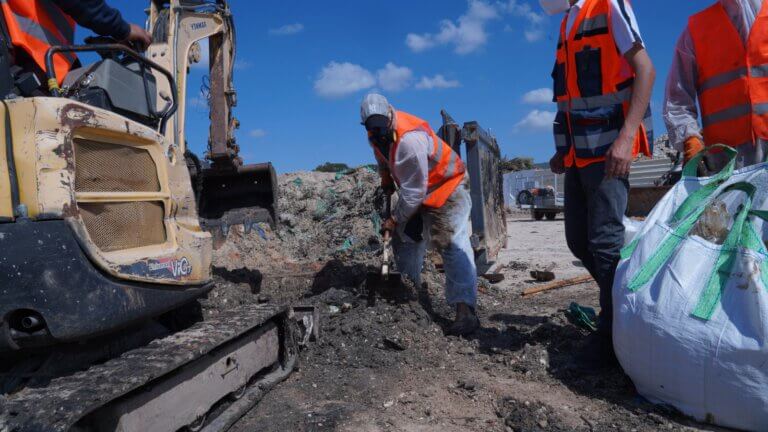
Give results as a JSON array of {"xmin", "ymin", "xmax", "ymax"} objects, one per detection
[
  {"xmin": 341, "ymin": 302, "xmax": 353, "ymax": 313},
  {"xmin": 481, "ymin": 273, "xmax": 505, "ymax": 284},
  {"xmin": 457, "ymin": 379, "xmax": 477, "ymax": 391},
  {"xmin": 382, "ymin": 337, "xmax": 407, "ymax": 351},
  {"xmin": 538, "ymin": 419, "xmax": 548, "ymax": 428},
  {"xmin": 530, "ymin": 270, "xmax": 555, "ymax": 282},
  {"xmin": 257, "ymin": 294, "xmax": 271, "ymax": 304}
]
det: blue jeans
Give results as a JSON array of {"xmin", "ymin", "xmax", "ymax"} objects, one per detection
[
  {"xmin": 392, "ymin": 182, "xmax": 477, "ymax": 308},
  {"xmin": 564, "ymin": 162, "xmax": 628, "ymax": 336}
]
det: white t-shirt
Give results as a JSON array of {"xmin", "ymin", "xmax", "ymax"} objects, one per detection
[{"xmin": 566, "ymin": 0, "xmax": 644, "ymax": 55}]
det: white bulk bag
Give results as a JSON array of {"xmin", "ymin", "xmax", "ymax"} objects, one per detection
[{"xmin": 614, "ymin": 146, "xmax": 768, "ymax": 431}]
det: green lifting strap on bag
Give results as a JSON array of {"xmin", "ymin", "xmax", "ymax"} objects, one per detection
[
  {"xmin": 626, "ymin": 182, "xmax": 755, "ymax": 295},
  {"xmin": 620, "ymin": 144, "xmax": 738, "ymax": 261}
]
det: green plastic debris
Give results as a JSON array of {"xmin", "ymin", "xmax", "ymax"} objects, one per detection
[
  {"xmin": 370, "ymin": 212, "xmax": 382, "ymax": 233},
  {"xmin": 292, "ymin": 178, "xmax": 303, "ymax": 187},
  {"xmin": 567, "ymin": 302, "xmax": 598, "ymax": 332},
  {"xmin": 312, "ymin": 200, "xmax": 328, "ymax": 220},
  {"xmin": 339, "ymin": 237, "xmax": 355, "ymax": 251}
]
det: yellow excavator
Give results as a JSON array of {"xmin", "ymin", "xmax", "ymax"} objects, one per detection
[{"xmin": 0, "ymin": 1, "xmax": 302, "ymax": 431}]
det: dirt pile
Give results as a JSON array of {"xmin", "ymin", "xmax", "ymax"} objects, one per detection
[{"xmin": 202, "ymin": 168, "xmax": 386, "ymax": 315}]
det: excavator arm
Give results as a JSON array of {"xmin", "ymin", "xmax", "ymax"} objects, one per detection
[{"xmin": 148, "ymin": 0, "xmax": 277, "ymax": 240}]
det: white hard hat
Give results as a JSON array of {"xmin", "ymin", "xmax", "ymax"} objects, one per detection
[{"xmin": 360, "ymin": 93, "xmax": 392, "ymax": 125}]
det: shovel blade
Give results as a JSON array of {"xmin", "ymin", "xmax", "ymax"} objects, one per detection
[{"xmin": 366, "ymin": 271, "xmax": 407, "ymax": 306}]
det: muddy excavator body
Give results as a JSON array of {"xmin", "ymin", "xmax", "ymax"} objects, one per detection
[
  {"xmin": 0, "ymin": 1, "xmax": 296, "ymax": 430},
  {"xmin": 0, "ymin": 0, "xmax": 277, "ymax": 352}
]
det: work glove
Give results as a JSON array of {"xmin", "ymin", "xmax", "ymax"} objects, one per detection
[
  {"xmin": 683, "ymin": 136, "xmax": 705, "ymax": 165},
  {"xmin": 381, "ymin": 216, "xmax": 397, "ymax": 237}
]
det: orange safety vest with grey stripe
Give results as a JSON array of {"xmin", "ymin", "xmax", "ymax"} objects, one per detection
[
  {"xmin": 373, "ymin": 110, "xmax": 465, "ymax": 209},
  {"xmin": 689, "ymin": 1, "xmax": 768, "ymax": 149},
  {"xmin": 0, "ymin": 0, "xmax": 76, "ymax": 84},
  {"xmin": 552, "ymin": 0, "xmax": 652, "ymax": 168}
]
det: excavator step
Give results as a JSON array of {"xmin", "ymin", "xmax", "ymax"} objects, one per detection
[{"xmin": 0, "ymin": 304, "xmax": 303, "ymax": 432}]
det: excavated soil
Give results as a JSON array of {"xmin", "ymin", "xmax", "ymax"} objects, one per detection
[{"xmin": 199, "ymin": 169, "xmax": 722, "ymax": 432}]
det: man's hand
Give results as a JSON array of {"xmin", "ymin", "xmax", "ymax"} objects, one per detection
[
  {"xmin": 381, "ymin": 217, "xmax": 396, "ymax": 237},
  {"xmin": 550, "ymin": 152, "xmax": 565, "ymax": 174},
  {"xmin": 123, "ymin": 24, "xmax": 153, "ymax": 51},
  {"xmin": 605, "ymin": 133, "xmax": 634, "ymax": 178},
  {"xmin": 683, "ymin": 136, "xmax": 705, "ymax": 164}
]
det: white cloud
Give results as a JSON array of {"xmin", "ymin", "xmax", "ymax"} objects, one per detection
[
  {"xmin": 514, "ymin": 110, "xmax": 556, "ymax": 132},
  {"xmin": 376, "ymin": 63, "xmax": 414, "ymax": 92},
  {"xmin": 249, "ymin": 129, "xmax": 267, "ymax": 138},
  {"xmin": 234, "ymin": 59, "xmax": 252, "ymax": 71},
  {"xmin": 503, "ymin": 0, "xmax": 547, "ymax": 42},
  {"xmin": 406, "ymin": 0, "xmax": 499, "ymax": 54},
  {"xmin": 314, "ymin": 62, "xmax": 376, "ymax": 98},
  {"xmin": 269, "ymin": 23, "xmax": 304, "ymax": 36},
  {"xmin": 415, "ymin": 75, "xmax": 461, "ymax": 90},
  {"xmin": 522, "ymin": 88, "xmax": 554, "ymax": 104}
]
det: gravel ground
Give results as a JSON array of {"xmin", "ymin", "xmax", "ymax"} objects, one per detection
[{"xmin": 223, "ymin": 215, "xmax": 727, "ymax": 432}]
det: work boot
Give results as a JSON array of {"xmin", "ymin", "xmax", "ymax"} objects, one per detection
[
  {"xmin": 575, "ymin": 331, "xmax": 619, "ymax": 371},
  {"xmin": 447, "ymin": 303, "xmax": 480, "ymax": 336}
]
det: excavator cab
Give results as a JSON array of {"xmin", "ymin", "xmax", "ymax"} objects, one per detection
[{"xmin": 149, "ymin": 0, "xmax": 278, "ymax": 241}]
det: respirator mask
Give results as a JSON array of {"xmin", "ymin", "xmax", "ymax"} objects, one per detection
[
  {"xmin": 539, "ymin": 0, "xmax": 571, "ymax": 15},
  {"xmin": 365, "ymin": 114, "xmax": 396, "ymax": 159}
]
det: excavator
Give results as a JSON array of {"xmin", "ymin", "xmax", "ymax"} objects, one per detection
[{"xmin": 0, "ymin": 1, "xmax": 302, "ymax": 430}]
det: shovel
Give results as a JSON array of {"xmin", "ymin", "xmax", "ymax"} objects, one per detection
[{"xmin": 366, "ymin": 194, "xmax": 403, "ymax": 305}]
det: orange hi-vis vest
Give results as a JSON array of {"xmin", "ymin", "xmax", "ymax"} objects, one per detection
[
  {"xmin": 552, "ymin": 0, "xmax": 652, "ymax": 168},
  {"xmin": 688, "ymin": 1, "xmax": 768, "ymax": 149},
  {"xmin": 0, "ymin": 0, "xmax": 76, "ymax": 84},
  {"xmin": 372, "ymin": 111, "xmax": 465, "ymax": 209}
]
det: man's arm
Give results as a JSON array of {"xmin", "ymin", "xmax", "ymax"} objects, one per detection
[
  {"xmin": 604, "ymin": 0, "xmax": 655, "ymax": 178},
  {"xmin": 53, "ymin": 0, "xmax": 152, "ymax": 49},
  {"xmin": 605, "ymin": 44, "xmax": 655, "ymax": 178},
  {"xmin": 664, "ymin": 29, "xmax": 703, "ymax": 160},
  {"xmin": 391, "ymin": 132, "xmax": 429, "ymax": 224}
]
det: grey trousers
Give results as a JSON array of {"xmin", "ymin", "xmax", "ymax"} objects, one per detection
[{"xmin": 564, "ymin": 162, "xmax": 629, "ymax": 336}]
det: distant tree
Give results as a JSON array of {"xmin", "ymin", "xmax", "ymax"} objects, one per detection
[
  {"xmin": 500, "ymin": 156, "xmax": 534, "ymax": 173},
  {"xmin": 314, "ymin": 162, "xmax": 351, "ymax": 173}
]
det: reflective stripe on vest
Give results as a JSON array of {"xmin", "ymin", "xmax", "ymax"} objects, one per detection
[
  {"xmin": 689, "ymin": 1, "xmax": 768, "ymax": 147},
  {"xmin": 0, "ymin": 0, "xmax": 76, "ymax": 84},
  {"xmin": 552, "ymin": 0, "xmax": 652, "ymax": 168},
  {"xmin": 388, "ymin": 111, "xmax": 465, "ymax": 209}
]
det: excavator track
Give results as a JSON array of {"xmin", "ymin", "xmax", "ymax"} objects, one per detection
[{"xmin": 0, "ymin": 304, "xmax": 300, "ymax": 432}]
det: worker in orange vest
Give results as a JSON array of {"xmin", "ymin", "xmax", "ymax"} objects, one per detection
[
  {"xmin": 665, "ymin": 0, "xmax": 767, "ymax": 170},
  {"xmin": 0, "ymin": 0, "xmax": 152, "ymax": 88},
  {"xmin": 360, "ymin": 93, "xmax": 480, "ymax": 336},
  {"xmin": 541, "ymin": 0, "xmax": 655, "ymax": 367}
]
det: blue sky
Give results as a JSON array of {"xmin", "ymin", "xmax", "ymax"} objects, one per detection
[{"xmin": 84, "ymin": 0, "xmax": 712, "ymax": 172}]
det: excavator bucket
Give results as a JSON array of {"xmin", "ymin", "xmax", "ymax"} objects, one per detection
[{"xmin": 194, "ymin": 162, "xmax": 278, "ymax": 246}]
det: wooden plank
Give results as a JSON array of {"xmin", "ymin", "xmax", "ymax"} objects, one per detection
[{"xmin": 521, "ymin": 274, "xmax": 593, "ymax": 297}]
